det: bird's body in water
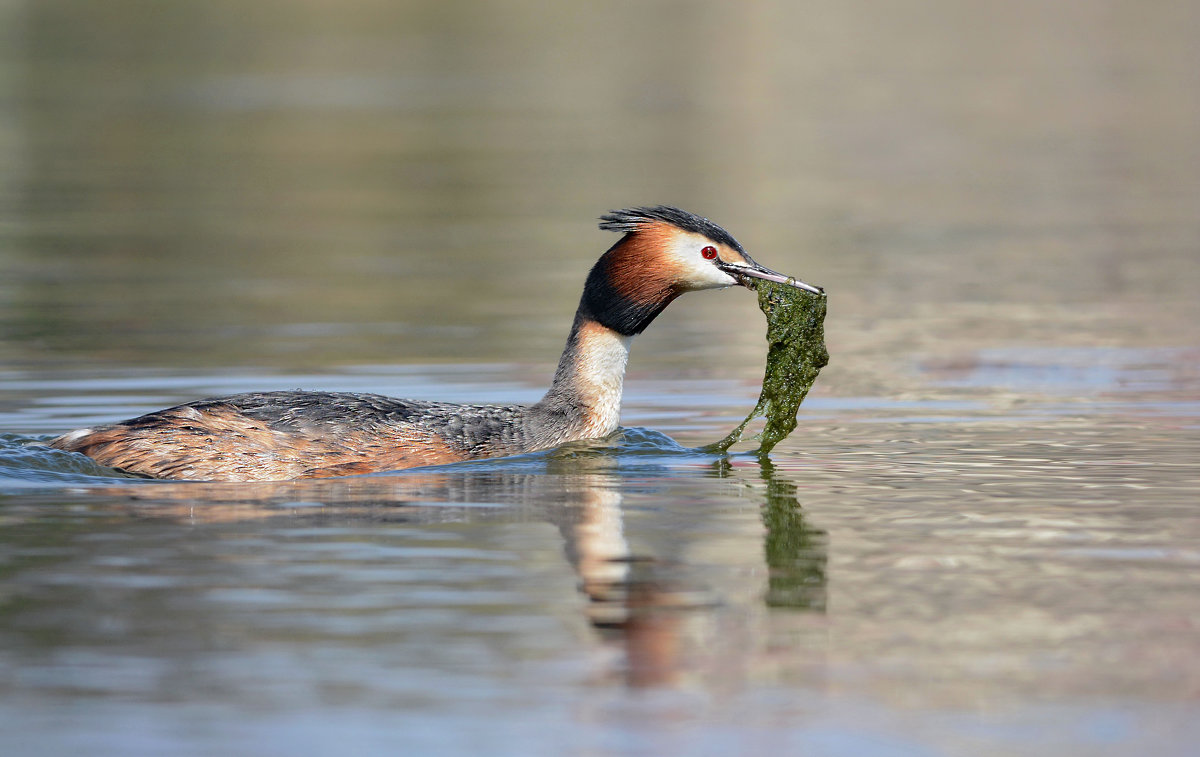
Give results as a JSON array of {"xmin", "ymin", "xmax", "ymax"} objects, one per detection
[{"xmin": 50, "ymin": 207, "xmax": 821, "ymax": 482}]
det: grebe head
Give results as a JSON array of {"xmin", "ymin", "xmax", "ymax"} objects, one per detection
[
  {"xmin": 582, "ymin": 206, "xmax": 821, "ymax": 336},
  {"xmin": 597, "ymin": 206, "xmax": 823, "ymax": 296}
]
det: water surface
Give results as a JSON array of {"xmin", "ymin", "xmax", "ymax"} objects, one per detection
[{"xmin": 2, "ymin": 1, "xmax": 1199, "ymax": 755}]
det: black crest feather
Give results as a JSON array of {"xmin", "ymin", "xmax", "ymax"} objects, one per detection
[{"xmin": 599, "ymin": 206, "xmax": 745, "ymax": 253}]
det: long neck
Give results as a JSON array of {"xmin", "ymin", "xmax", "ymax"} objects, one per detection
[
  {"xmin": 524, "ymin": 240, "xmax": 682, "ymax": 449},
  {"xmin": 528, "ymin": 308, "xmax": 632, "ymax": 445}
]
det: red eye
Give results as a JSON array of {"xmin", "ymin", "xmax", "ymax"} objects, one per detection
[{"xmin": 701, "ymin": 245, "xmax": 718, "ymax": 260}]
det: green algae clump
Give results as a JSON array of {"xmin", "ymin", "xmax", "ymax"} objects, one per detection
[{"xmin": 705, "ymin": 279, "xmax": 829, "ymax": 456}]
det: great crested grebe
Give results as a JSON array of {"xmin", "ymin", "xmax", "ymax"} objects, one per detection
[{"xmin": 50, "ymin": 206, "xmax": 821, "ymax": 482}]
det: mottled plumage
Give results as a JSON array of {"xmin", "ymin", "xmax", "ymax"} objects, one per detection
[
  {"xmin": 50, "ymin": 207, "xmax": 818, "ymax": 481},
  {"xmin": 54, "ymin": 393, "xmax": 531, "ymax": 481}
]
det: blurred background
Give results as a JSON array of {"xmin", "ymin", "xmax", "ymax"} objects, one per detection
[{"xmin": 2, "ymin": 0, "xmax": 1195, "ymax": 385}]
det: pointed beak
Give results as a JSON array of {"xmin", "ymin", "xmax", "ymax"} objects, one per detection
[{"xmin": 720, "ymin": 256, "xmax": 824, "ymax": 295}]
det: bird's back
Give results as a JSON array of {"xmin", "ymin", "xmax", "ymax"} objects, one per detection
[{"xmin": 50, "ymin": 391, "xmax": 532, "ymax": 481}]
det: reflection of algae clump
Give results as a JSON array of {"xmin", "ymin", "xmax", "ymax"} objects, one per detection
[{"xmin": 705, "ymin": 279, "xmax": 829, "ymax": 456}]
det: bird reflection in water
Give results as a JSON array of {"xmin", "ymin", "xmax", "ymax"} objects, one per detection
[
  {"xmin": 83, "ymin": 442, "xmax": 827, "ymax": 688},
  {"xmin": 549, "ymin": 452, "xmax": 828, "ymax": 687}
]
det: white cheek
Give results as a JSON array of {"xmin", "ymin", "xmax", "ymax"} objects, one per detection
[{"xmin": 667, "ymin": 241, "xmax": 738, "ymax": 289}]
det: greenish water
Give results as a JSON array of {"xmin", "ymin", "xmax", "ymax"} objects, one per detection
[{"xmin": 2, "ymin": 1, "xmax": 1200, "ymax": 756}]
